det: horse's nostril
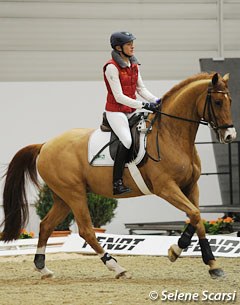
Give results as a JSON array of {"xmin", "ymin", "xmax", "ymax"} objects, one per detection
[{"xmin": 225, "ymin": 134, "xmax": 232, "ymax": 142}]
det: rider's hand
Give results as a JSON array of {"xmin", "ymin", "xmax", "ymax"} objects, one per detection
[
  {"xmin": 142, "ymin": 102, "xmax": 157, "ymax": 112},
  {"xmin": 156, "ymin": 98, "xmax": 162, "ymax": 105}
]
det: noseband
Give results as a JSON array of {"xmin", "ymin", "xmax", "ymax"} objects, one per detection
[{"xmin": 202, "ymin": 86, "xmax": 234, "ymax": 131}]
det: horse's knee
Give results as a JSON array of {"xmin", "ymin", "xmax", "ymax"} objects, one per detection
[{"xmin": 189, "ymin": 209, "xmax": 201, "ymax": 226}]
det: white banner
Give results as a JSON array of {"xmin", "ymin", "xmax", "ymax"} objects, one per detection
[{"xmin": 61, "ymin": 233, "xmax": 240, "ymax": 257}]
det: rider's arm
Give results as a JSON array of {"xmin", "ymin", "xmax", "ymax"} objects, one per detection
[
  {"xmin": 136, "ymin": 70, "xmax": 159, "ymax": 103},
  {"xmin": 105, "ymin": 64, "xmax": 143, "ymax": 109}
]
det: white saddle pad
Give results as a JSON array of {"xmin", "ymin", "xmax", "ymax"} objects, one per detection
[{"xmin": 88, "ymin": 128, "xmax": 146, "ymax": 167}]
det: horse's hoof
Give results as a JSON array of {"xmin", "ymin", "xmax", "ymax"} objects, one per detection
[
  {"xmin": 168, "ymin": 244, "xmax": 182, "ymax": 262},
  {"xmin": 115, "ymin": 271, "xmax": 132, "ymax": 279},
  {"xmin": 35, "ymin": 266, "xmax": 54, "ymax": 279},
  {"xmin": 41, "ymin": 273, "xmax": 55, "ymax": 280},
  {"xmin": 209, "ymin": 268, "xmax": 225, "ymax": 279}
]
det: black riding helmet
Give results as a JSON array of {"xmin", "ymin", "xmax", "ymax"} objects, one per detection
[{"xmin": 110, "ymin": 31, "xmax": 136, "ymax": 49}]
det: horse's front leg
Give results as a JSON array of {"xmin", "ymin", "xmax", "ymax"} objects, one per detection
[
  {"xmin": 187, "ymin": 184, "xmax": 224, "ymax": 278},
  {"xmin": 155, "ymin": 182, "xmax": 200, "ymax": 261},
  {"xmin": 155, "ymin": 182, "xmax": 224, "ymax": 278}
]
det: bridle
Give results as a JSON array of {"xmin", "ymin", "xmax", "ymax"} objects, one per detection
[
  {"xmin": 202, "ymin": 86, "xmax": 233, "ymax": 131},
  {"xmin": 145, "ymin": 85, "xmax": 234, "ymax": 162}
]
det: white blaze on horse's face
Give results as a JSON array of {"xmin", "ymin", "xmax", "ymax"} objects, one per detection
[
  {"xmin": 219, "ymin": 90, "xmax": 236, "ymax": 143},
  {"xmin": 220, "ymin": 127, "xmax": 237, "ymax": 144},
  {"xmin": 210, "ymin": 73, "xmax": 236, "ymax": 144}
]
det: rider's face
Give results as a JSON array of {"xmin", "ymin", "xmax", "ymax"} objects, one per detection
[{"xmin": 122, "ymin": 41, "xmax": 134, "ymax": 57}]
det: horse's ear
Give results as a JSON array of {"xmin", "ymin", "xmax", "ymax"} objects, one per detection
[
  {"xmin": 212, "ymin": 73, "xmax": 219, "ymax": 86},
  {"xmin": 223, "ymin": 73, "xmax": 230, "ymax": 83}
]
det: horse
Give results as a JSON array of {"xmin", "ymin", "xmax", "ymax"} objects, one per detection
[{"xmin": 1, "ymin": 72, "xmax": 236, "ymax": 280}]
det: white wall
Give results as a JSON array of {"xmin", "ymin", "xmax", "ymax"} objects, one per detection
[
  {"xmin": 0, "ymin": 0, "xmax": 239, "ymax": 81},
  {"xmin": 0, "ymin": 80, "xmax": 222, "ymax": 235}
]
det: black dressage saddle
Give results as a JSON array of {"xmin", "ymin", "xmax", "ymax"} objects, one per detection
[{"xmin": 100, "ymin": 112, "xmax": 145, "ymax": 162}]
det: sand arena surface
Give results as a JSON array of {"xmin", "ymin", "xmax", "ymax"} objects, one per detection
[{"xmin": 0, "ymin": 253, "xmax": 239, "ymax": 305}]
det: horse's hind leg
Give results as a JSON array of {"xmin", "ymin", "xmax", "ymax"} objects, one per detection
[
  {"xmin": 61, "ymin": 188, "xmax": 130, "ymax": 279},
  {"xmin": 34, "ymin": 192, "xmax": 71, "ymax": 279}
]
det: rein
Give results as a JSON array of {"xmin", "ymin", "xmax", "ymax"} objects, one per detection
[
  {"xmin": 144, "ymin": 111, "xmax": 162, "ymax": 162},
  {"xmin": 157, "ymin": 111, "xmax": 208, "ymax": 126},
  {"xmin": 145, "ymin": 87, "xmax": 233, "ymax": 162}
]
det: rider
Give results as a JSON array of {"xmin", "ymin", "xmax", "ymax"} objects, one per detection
[{"xmin": 104, "ymin": 31, "xmax": 160, "ymax": 195}]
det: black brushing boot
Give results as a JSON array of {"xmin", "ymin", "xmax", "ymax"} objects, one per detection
[{"xmin": 113, "ymin": 142, "xmax": 132, "ymax": 195}]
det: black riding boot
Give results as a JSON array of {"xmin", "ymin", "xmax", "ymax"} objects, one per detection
[{"xmin": 113, "ymin": 142, "xmax": 132, "ymax": 195}]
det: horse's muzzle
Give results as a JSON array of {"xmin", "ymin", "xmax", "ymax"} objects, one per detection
[{"xmin": 219, "ymin": 127, "xmax": 237, "ymax": 144}]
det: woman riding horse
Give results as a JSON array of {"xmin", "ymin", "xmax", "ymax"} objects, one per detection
[
  {"xmin": 104, "ymin": 31, "xmax": 160, "ymax": 195},
  {"xmin": 0, "ymin": 71, "xmax": 236, "ymax": 280}
]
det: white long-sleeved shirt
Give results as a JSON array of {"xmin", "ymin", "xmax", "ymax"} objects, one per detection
[{"xmin": 105, "ymin": 63, "xmax": 158, "ymax": 109}]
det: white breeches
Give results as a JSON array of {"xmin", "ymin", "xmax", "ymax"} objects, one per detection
[{"xmin": 106, "ymin": 111, "xmax": 133, "ymax": 149}]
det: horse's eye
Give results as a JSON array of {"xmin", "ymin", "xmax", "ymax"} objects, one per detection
[{"xmin": 215, "ymin": 100, "xmax": 222, "ymax": 106}]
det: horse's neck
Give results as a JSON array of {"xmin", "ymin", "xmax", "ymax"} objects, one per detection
[{"xmin": 161, "ymin": 80, "xmax": 209, "ymax": 146}]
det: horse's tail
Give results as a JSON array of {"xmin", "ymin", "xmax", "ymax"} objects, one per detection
[{"xmin": 1, "ymin": 144, "xmax": 43, "ymax": 241}]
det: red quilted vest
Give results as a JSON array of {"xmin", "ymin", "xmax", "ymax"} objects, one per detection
[{"xmin": 103, "ymin": 59, "xmax": 138, "ymax": 113}]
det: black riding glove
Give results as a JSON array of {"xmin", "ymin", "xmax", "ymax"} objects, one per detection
[{"xmin": 142, "ymin": 102, "xmax": 157, "ymax": 112}]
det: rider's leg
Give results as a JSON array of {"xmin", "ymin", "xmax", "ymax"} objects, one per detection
[
  {"xmin": 106, "ymin": 111, "xmax": 132, "ymax": 195},
  {"xmin": 112, "ymin": 142, "xmax": 131, "ymax": 195}
]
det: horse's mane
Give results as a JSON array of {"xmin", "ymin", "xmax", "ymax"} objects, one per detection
[{"xmin": 162, "ymin": 72, "xmax": 214, "ymax": 102}]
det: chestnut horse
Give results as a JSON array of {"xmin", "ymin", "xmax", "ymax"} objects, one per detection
[{"xmin": 1, "ymin": 72, "xmax": 236, "ymax": 279}]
